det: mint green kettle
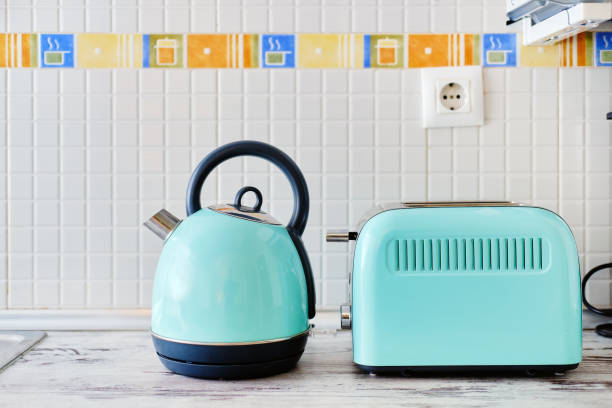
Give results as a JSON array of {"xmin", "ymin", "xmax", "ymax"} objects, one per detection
[{"xmin": 144, "ymin": 141, "xmax": 315, "ymax": 379}]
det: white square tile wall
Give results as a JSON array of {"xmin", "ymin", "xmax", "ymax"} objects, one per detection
[{"xmin": 0, "ymin": 1, "xmax": 611, "ymax": 309}]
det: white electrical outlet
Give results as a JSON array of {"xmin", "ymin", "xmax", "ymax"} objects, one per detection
[{"xmin": 421, "ymin": 66, "xmax": 483, "ymax": 128}]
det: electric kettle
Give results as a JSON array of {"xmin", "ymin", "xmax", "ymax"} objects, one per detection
[{"xmin": 144, "ymin": 140, "xmax": 316, "ymax": 379}]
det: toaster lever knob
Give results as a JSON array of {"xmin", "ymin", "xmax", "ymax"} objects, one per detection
[
  {"xmin": 326, "ymin": 230, "xmax": 358, "ymax": 242},
  {"xmin": 340, "ymin": 304, "xmax": 352, "ymax": 329}
]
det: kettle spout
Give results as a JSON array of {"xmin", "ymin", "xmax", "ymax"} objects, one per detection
[{"xmin": 144, "ymin": 209, "xmax": 181, "ymax": 241}]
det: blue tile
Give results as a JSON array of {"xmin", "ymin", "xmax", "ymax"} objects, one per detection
[
  {"xmin": 143, "ymin": 34, "xmax": 150, "ymax": 68},
  {"xmin": 482, "ymin": 33, "xmax": 517, "ymax": 67},
  {"xmin": 595, "ymin": 32, "xmax": 612, "ymax": 66},
  {"xmin": 261, "ymin": 34, "xmax": 295, "ymax": 68},
  {"xmin": 364, "ymin": 35, "xmax": 371, "ymax": 68},
  {"xmin": 40, "ymin": 34, "xmax": 74, "ymax": 68}
]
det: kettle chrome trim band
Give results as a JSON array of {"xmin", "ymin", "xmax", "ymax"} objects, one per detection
[
  {"xmin": 208, "ymin": 204, "xmax": 282, "ymax": 225},
  {"xmin": 151, "ymin": 329, "xmax": 310, "ymax": 346}
]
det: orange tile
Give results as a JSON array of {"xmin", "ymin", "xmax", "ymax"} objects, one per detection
[
  {"xmin": 243, "ymin": 34, "xmax": 259, "ymax": 68},
  {"xmin": 187, "ymin": 34, "xmax": 241, "ymax": 68},
  {"xmin": 408, "ymin": 34, "xmax": 449, "ymax": 68},
  {"xmin": 462, "ymin": 34, "xmax": 480, "ymax": 66},
  {"xmin": 0, "ymin": 34, "xmax": 5, "ymax": 67},
  {"xmin": 22, "ymin": 33, "xmax": 31, "ymax": 67},
  {"xmin": 0, "ymin": 33, "xmax": 37, "ymax": 67},
  {"xmin": 447, "ymin": 34, "xmax": 480, "ymax": 66},
  {"xmin": 560, "ymin": 32, "xmax": 593, "ymax": 67}
]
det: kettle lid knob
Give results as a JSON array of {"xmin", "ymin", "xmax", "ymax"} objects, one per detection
[{"xmin": 233, "ymin": 186, "xmax": 263, "ymax": 213}]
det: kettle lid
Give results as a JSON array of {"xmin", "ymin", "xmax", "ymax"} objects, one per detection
[{"xmin": 209, "ymin": 186, "xmax": 281, "ymax": 226}]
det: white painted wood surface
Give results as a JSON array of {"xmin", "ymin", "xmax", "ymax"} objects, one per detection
[{"xmin": 0, "ymin": 330, "xmax": 610, "ymax": 407}]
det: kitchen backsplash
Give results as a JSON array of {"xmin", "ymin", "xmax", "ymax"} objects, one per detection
[
  {"xmin": 2, "ymin": 31, "xmax": 610, "ymax": 69},
  {"xmin": 0, "ymin": 0, "xmax": 611, "ymax": 309}
]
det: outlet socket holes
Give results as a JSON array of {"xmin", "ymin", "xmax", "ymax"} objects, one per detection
[
  {"xmin": 439, "ymin": 82, "xmax": 467, "ymax": 111},
  {"xmin": 435, "ymin": 79, "xmax": 471, "ymax": 114}
]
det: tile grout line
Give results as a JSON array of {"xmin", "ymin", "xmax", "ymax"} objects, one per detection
[
  {"xmin": 3, "ymin": 1, "xmax": 7, "ymax": 309},
  {"xmin": 581, "ymin": 68, "xmax": 587, "ymax": 277},
  {"xmin": 556, "ymin": 67, "xmax": 561, "ymax": 221},
  {"xmin": 3, "ymin": 66, "xmax": 7, "ymax": 308}
]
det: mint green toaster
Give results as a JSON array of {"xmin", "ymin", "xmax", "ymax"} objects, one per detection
[{"xmin": 327, "ymin": 202, "xmax": 582, "ymax": 375}]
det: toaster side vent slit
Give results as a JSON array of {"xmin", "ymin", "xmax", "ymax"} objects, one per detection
[
  {"xmin": 500, "ymin": 238, "xmax": 506, "ymax": 270},
  {"xmin": 417, "ymin": 239, "xmax": 424, "ymax": 271},
  {"xmin": 485, "ymin": 239, "xmax": 489, "ymax": 270},
  {"xmin": 450, "ymin": 239, "xmax": 458, "ymax": 271},
  {"xmin": 492, "ymin": 238, "xmax": 499, "ymax": 270},
  {"xmin": 525, "ymin": 238, "xmax": 530, "ymax": 270},
  {"xmin": 442, "ymin": 239, "xmax": 450, "ymax": 270},
  {"xmin": 393, "ymin": 236, "xmax": 548, "ymax": 273},
  {"xmin": 537, "ymin": 237, "xmax": 543, "ymax": 269},
  {"xmin": 518, "ymin": 238, "xmax": 525, "ymax": 270},
  {"xmin": 465, "ymin": 239, "xmax": 476, "ymax": 271},
  {"xmin": 394, "ymin": 239, "xmax": 400, "ymax": 271}
]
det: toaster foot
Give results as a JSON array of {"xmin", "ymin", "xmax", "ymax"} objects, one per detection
[
  {"xmin": 357, "ymin": 363, "xmax": 579, "ymax": 377},
  {"xmin": 152, "ymin": 331, "xmax": 309, "ymax": 380}
]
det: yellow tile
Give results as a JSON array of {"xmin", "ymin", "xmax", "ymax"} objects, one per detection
[
  {"xmin": 78, "ymin": 33, "xmax": 119, "ymax": 68},
  {"xmin": 298, "ymin": 34, "xmax": 343, "ymax": 68},
  {"xmin": 297, "ymin": 34, "xmax": 361, "ymax": 68},
  {"xmin": 120, "ymin": 34, "xmax": 142, "ymax": 68},
  {"xmin": 519, "ymin": 35, "xmax": 559, "ymax": 67},
  {"xmin": 78, "ymin": 33, "xmax": 142, "ymax": 68},
  {"xmin": 351, "ymin": 34, "xmax": 363, "ymax": 68}
]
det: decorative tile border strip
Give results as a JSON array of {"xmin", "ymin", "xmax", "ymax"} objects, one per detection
[{"xmin": 1, "ymin": 32, "xmax": 611, "ymax": 69}]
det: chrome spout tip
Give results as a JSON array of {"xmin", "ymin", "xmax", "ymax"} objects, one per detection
[
  {"xmin": 326, "ymin": 230, "xmax": 358, "ymax": 242},
  {"xmin": 144, "ymin": 209, "xmax": 181, "ymax": 241}
]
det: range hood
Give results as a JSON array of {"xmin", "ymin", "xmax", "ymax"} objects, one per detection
[{"xmin": 507, "ymin": 0, "xmax": 612, "ymax": 45}]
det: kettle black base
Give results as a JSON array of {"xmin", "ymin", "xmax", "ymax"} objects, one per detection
[{"xmin": 152, "ymin": 331, "xmax": 309, "ymax": 380}]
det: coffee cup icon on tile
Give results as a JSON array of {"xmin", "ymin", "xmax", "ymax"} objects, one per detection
[
  {"xmin": 44, "ymin": 37, "xmax": 70, "ymax": 66},
  {"xmin": 486, "ymin": 49, "xmax": 511, "ymax": 65},
  {"xmin": 482, "ymin": 34, "xmax": 517, "ymax": 67},
  {"xmin": 265, "ymin": 38, "xmax": 290, "ymax": 66},
  {"xmin": 261, "ymin": 35, "xmax": 295, "ymax": 68}
]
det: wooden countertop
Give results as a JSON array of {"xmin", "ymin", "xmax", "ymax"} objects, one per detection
[{"xmin": 0, "ymin": 329, "xmax": 610, "ymax": 407}]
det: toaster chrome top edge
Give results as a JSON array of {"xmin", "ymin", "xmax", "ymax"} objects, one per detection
[{"xmin": 326, "ymin": 201, "xmax": 520, "ymax": 242}]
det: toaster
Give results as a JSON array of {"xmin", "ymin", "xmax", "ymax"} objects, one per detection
[{"xmin": 327, "ymin": 202, "xmax": 582, "ymax": 375}]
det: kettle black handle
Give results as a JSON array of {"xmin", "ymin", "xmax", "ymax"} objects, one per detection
[
  {"xmin": 186, "ymin": 141, "xmax": 309, "ymax": 236},
  {"xmin": 186, "ymin": 140, "xmax": 315, "ymax": 318}
]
